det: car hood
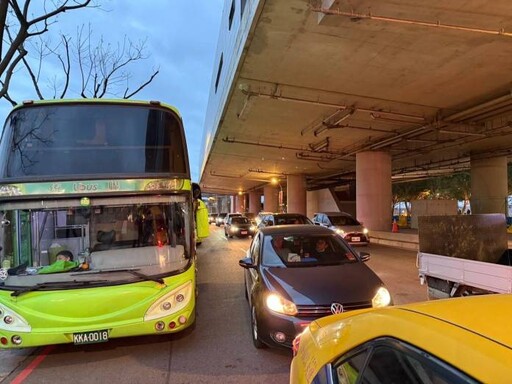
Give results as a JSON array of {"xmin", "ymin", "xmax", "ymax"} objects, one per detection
[{"xmin": 262, "ymin": 263, "xmax": 384, "ymax": 304}]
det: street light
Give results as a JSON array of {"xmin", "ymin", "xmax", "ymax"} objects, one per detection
[{"xmin": 270, "ymin": 177, "xmax": 285, "ymax": 213}]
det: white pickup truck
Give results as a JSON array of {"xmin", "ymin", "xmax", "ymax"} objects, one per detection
[{"xmin": 417, "ymin": 213, "xmax": 512, "ymax": 299}]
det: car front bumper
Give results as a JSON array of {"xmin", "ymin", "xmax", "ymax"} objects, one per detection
[{"xmin": 257, "ymin": 308, "xmax": 312, "ymax": 349}]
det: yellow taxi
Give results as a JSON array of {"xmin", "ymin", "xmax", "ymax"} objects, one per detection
[{"xmin": 290, "ymin": 294, "xmax": 512, "ymax": 383}]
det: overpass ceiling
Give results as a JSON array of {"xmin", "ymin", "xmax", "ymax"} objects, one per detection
[{"xmin": 200, "ymin": 0, "xmax": 512, "ymax": 194}]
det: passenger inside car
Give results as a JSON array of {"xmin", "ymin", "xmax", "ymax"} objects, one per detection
[{"xmin": 271, "ymin": 235, "xmax": 291, "ymax": 259}]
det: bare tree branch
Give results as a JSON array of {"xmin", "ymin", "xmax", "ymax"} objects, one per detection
[
  {"xmin": 0, "ymin": 81, "xmax": 17, "ymax": 106},
  {"xmin": 0, "ymin": 0, "xmax": 8, "ymax": 59},
  {"xmin": 0, "ymin": 42, "xmax": 27, "ymax": 98},
  {"xmin": 21, "ymin": 53, "xmax": 44, "ymax": 99},
  {"xmin": 0, "ymin": 0, "xmax": 97, "ymax": 100},
  {"xmin": 124, "ymin": 68, "xmax": 159, "ymax": 99},
  {"xmin": 1, "ymin": 4, "xmax": 158, "ymax": 103},
  {"xmin": 57, "ymin": 35, "xmax": 71, "ymax": 98}
]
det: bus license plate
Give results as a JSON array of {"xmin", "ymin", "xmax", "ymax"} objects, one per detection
[
  {"xmin": 241, "ymin": 231, "xmax": 247, "ymax": 235},
  {"xmin": 73, "ymin": 330, "xmax": 109, "ymax": 345},
  {"xmin": 352, "ymin": 237, "xmax": 360, "ymax": 242}
]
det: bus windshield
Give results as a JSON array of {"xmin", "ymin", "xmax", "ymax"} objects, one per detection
[
  {"xmin": 0, "ymin": 103, "xmax": 188, "ymax": 180},
  {"xmin": 0, "ymin": 194, "xmax": 192, "ymax": 288}
]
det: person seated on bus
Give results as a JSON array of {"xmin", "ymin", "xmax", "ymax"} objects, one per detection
[
  {"xmin": 38, "ymin": 250, "xmax": 79, "ymax": 274},
  {"xmin": 56, "ymin": 250, "xmax": 74, "ymax": 262}
]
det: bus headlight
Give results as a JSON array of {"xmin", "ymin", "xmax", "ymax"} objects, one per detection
[
  {"xmin": 372, "ymin": 287, "xmax": 391, "ymax": 308},
  {"xmin": 144, "ymin": 280, "xmax": 193, "ymax": 321},
  {"xmin": 266, "ymin": 293, "xmax": 297, "ymax": 316},
  {"xmin": 0, "ymin": 305, "xmax": 31, "ymax": 332}
]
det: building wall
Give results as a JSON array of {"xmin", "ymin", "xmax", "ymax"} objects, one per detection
[{"xmin": 199, "ymin": 0, "xmax": 261, "ymax": 179}]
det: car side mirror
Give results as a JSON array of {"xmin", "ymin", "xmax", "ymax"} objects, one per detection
[
  {"xmin": 239, "ymin": 257, "xmax": 256, "ymax": 269},
  {"xmin": 359, "ymin": 252, "xmax": 371, "ymax": 262}
]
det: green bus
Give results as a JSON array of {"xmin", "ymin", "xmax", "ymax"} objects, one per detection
[{"xmin": 0, "ymin": 99, "xmax": 205, "ymax": 348}]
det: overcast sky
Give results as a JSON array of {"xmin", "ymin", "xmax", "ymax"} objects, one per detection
[{"xmin": 0, "ymin": 0, "xmax": 224, "ymax": 182}]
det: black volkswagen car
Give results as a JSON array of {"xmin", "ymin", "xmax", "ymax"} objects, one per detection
[{"xmin": 239, "ymin": 225, "xmax": 392, "ymax": 349}]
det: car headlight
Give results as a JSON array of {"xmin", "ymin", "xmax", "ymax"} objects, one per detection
[
  {"xmin": 363, "ymin": 228, "xmax": 369, "ymax": 234},
  {"xmin": 266, "ymin": 293, "xmax": 297, "ymax": 316},
  {"xmin": 335, "ymin": 228, "xmax": 345, "ymax": 235},
  {"xmin": 250, "ymin": 225, "xmax": 257, "ymax": 231},
  {"xmin": 230, "ymin": 225, "xmax": 238, "ymax": 231},
  {"xmin": 372, "ymin": 287, "xmax": 391, "ymax": 308}
]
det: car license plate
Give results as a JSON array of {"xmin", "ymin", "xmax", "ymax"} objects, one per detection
[
  {"xmin": 73, "ymin": 330, "xmax": 109, "ymax": 345},
  {"xmin": 241, "ymin": 230, "xmax": 248, "ymax": 235},
  {"xmin": 352, "ymin": 237, "xmax": 360, "ymax": 242}
]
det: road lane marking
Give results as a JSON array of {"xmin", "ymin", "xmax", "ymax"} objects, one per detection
[{"xmin": 11, "ymin": 345, "xmax": 55, "ymax": 384}]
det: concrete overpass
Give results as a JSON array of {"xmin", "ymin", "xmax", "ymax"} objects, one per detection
[{"xmin": 199, "ymin": 0, "xmax": 512, "ymax": 230}]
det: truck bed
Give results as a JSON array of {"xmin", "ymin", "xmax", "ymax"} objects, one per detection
[{"xmin": 418, "ymin": 252, "xmax": 512, "ymax": 294}]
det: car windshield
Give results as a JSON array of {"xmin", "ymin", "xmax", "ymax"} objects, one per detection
[
  {"xmin": 262, "ymin": 234, "xmax": 358, "ymax": 267},
  {"xmin": 329, "ymin": 215, "xmax": 360, "ymax": 226},
  {"xmin": 231, "ymin": 217, "xmax": 250, "ymax": 224},
  {"xmin": 274, "ymin": 215, "xmax": 311, "ymax": 225}
]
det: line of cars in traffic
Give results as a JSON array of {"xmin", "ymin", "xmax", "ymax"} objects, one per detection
[
  {"xmin": 210, "ymin": 210, "xmax": 371, "ymax": 246},
  {"xmin": 208, "ymin": 210, "xmax": 512, "ymax": 382}
]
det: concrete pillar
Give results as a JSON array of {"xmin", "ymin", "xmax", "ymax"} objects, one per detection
[
  {"xmin": 263, "ymin": 185, "xmax": 278, "ymax": 212},
  {"xmin": 230, "ymin": 195, "xmax": 235, "ymax": 213},
  {"xmin": 219, "ymin": 195, "xmax": 230, "ymax": 213},
  {"xmin": 470, "ymin": 156, "xmax": 508, "ymax": 214},
  {"xmin": 356, "ymin": 151, "xmax": 392, "ymax": 231},
  {"xmin": 287, "ymin": 174, "xmax": 306, "ymax": 215},
  {"xmin": 249, "ymin": 191, "xmax": 261, "ymax": 213},
  {"xmin": 235, "ymin": 193, "xmax": 245, "ymax": 212}
]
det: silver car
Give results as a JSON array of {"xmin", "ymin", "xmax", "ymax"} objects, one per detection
[{"xmin": 312, "ymin": 212, "xmax": 369, "ymax": 246}]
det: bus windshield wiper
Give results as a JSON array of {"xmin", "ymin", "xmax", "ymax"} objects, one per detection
[
  {"xmin": 10, "ymin": 280, "xmax": 109, "ymax": 297},
  {"xmin": 83, "ymin": 268, "xmax": 165, "ymax": 285},
  {"xmin": 126, "ymin": 270, "xmax": 165, "ymax": 285}
]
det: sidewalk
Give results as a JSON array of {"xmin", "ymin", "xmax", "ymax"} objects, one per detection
[{"xmin": 370, "ymin": 228, "xmax": 419, "ymax": 251}]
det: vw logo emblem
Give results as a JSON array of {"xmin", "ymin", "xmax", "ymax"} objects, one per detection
[{"xmin": 331, "ymin": 302, "xmax": 344, "ymax": 314}]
